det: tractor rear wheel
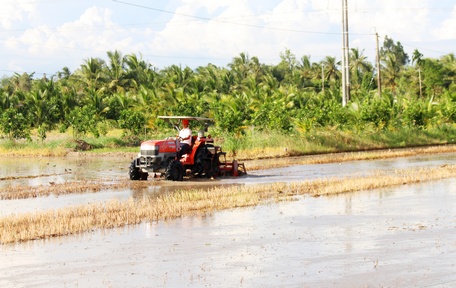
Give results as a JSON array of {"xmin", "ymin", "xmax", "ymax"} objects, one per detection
[
  {"xmin": 192, "ymin": 146, "xmax": 223, "ymax": 178},
  {"xmin": 165, "ymin": 160, "xmax": 184, "ymax": 181},
  {"xmin": 209, "ymin": 156, "xmax": 220, "ymax": 178},
  {"xmin": 193, "ymin": 148, "xmax": 210, "ymax": 177},
  {"xmin": 211, "ymin": 152, "xmax": 223, "ymax": 177}
]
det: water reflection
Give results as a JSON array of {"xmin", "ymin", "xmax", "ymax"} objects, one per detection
[
  {"xmin": 1, "ymin": 178, "xmax": 455, "ymax": 287},
  {"xmin": 0, "ymin": 152, "xmax": 455, "ymax": 217}
]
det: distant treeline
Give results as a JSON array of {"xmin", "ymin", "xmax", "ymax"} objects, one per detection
[{"xmin": 0, "ymin": 36, "xmax": 455, "ymax": 141}]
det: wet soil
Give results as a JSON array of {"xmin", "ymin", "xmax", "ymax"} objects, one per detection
[{"xmin": 1, "ymin": 151, "xmax": 456, "ymax": 287}]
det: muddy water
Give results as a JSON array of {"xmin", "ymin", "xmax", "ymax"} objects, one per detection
[
  {"xmin": 0, "ymin": 156, "xmax": 128, "ymax": 187},
  {"xmin": 1, "ymin": 153, "xmax": 456, "ymax": 287},
  {"xmin": 0, "ymin": 156, "xmax": 132, "ymax": 216},
  {"xmin": 1, "ymin": 153, "xmax": 456, "ymax": 216}
]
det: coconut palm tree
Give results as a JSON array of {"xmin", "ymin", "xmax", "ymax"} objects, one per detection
[
  {"xmin": 295, "ymin": 55, "xmax": 317, "ymax": 89},
  {"xmin": 76, "ymin": 57, "xmax": 107, "ymax": 91},
  {"xmin": 106, "ymin": 50, "xmax": 134, "ymax": 93},
  {"xmin": 228, "ymin": 53, "xmax": 263, "ymax": 92},
  {"xmin": 381, "ymin": 53, "xmax": 400, "ymax": 93},
  {"xmin": 124, "ymin": 53, "xmax": 156, "ymax": 90},
  {"xmin": 9, "ymin": 72, "xmax": 34, "ymax": 93},
  {"xmin": 349, "ymin": 48, "xmax": 372, "ymax": 92},
  {"xmin": 321, "ymin": 56, "xmax": 341, "ymax": 91},
  {"xmin": 85, "ymin": 87, "xmax": 109, "ymax": 118},
  {"xmin": 228, "ymin": 52, "xmax": 250, "ymax": 82},
  {"xmin": 56, "ymin": 67, "xmax": 72, "ymax": 80},
  {"xmin": 440, "ymin": 53, "xmax": 456, "ymax": 89},
  {"xmin": 0, "ymin": 90, "xmax": 14, "ymax": 111}
]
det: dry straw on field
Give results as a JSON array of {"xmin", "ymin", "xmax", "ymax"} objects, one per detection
[
  {"xmin": 0, "ymin": 146, "xmax": 68, "ymax": 157},
  {"xmin": 0, "ymin": 180, "xmax": 154, "ymax": 200},
  {"xmin": 245, "ymin": 144, "xmax": 456, "ymax": 170},
  {"xmin": 1, "ymin": 164, "xmax": 455, "ymax": 244}
]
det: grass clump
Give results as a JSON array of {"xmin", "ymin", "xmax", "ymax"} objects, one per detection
[
  {"xmin": 0, "ymin": 139, "xmax": 68, "ymax": 157},
  {"xmin": 0, "ymin": 180, "xmax": 154, "ymax": 200},
  {"xmin": 221, "ymin": 125, "xmax": 456, "ymax": 160}
]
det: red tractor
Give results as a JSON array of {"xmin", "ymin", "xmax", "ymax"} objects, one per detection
[{"xmin": 129, "ymin": 116, "xmax": 245, "ymax": 181}]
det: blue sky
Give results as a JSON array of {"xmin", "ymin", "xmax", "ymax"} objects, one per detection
[{"xmin": 0, "ymin": 0, "xmax": 455, "ymax": 78}]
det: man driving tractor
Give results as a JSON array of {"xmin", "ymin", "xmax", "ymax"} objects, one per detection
[
  {"xmin": 178, "ymin": 119, "xmax": 192, "ymax": 158},
  {"xmin": 129, "ymin": 116, "xmax": 245, "ymax": 181}
]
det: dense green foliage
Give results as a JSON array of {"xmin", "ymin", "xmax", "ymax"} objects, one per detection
[{"xmin": 0, "ymin": 37, "xmax": 455, "ymax": 147}]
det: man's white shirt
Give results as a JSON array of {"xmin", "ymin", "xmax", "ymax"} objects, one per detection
[{"xmin": 179, "ymin": 127, "xmax": 192, "ymax": 145}]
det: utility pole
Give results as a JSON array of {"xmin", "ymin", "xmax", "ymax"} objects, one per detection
[
  {"xmin": 321, "ymin": 64, "xmax": 325, "ymax": 94},
  {"xmin": 375, "ymin": 32, "xmax": 382, "ymax": 98},
  {"xmin": 418, "ymin": 68, "xmax": 423, "ymax": 98},
  {"xmin": 341, "ymin": 0, "xmax": 350, "ymax": 106}
]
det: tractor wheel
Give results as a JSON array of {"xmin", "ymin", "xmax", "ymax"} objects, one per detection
[
  {"xmin": 193, "ymin": 148, "xmax": 209, "ymax": 177},
  {"xmin": 207, "ymin": 153, "xmax": 221, "ymax": 178},
  {"xmin": 209, "ymin": 158, "xmax": 220, "ymax": 178},
  {"xmin": 140, "ymin": 172, "xmax": 149, "ymax": 180},
  {"xmin": 129, "ymin": 160, "xmax": 142, "ymax": 180},
  {"xmin": 165, "ymin": 160, "xmax": 184, "ymax": 181}
]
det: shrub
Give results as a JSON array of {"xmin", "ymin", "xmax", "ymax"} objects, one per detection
[{"xmin": 0, "ymin": 108, "xmax": 31, "ymax": 140}]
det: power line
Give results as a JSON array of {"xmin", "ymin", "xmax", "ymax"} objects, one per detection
[
  {"xmin": 3, "ymin": 1, "xmax": 391, "ymax": 36},
  {"xmin": 377, "ymin": 35, "xmax": 452, "ymax": 57},
  {"xmin": 112, "ymin": 0, "xmax": 373, "ymax": 36},
  {"xmin": 324, "ymin": 7, "xmax": 453, "ymax": 13}
]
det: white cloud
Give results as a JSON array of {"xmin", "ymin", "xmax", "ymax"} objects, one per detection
[
  {"xmin": 143, "ymin": 0, "xmax": 259, "ymax": 66},
  {"xmin": 5, "ymin": 8, "xmax": 109, "ymax": 56},
  {"xmin": 0, "ymin": 0, "xmax": 37, "ymax": 28},
  {"xmin": 433, "ymin": 5, "xmax": 456, "ymax": 40},
  {"xmin": 6, "ymin": 7, "xmax": 148, "ymax": 67},
  {"xmin": 0, "ymin": 0, "xmax": 455, "ymax": 77},
  {"xmin": 147, "ymin": 0, "xmax": 339, "ymax": 65}
]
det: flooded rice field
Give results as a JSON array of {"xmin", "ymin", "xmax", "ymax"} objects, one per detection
[
  {"xmin": 1, "ymin": 152, "xmax": 456, "ymax": 287},
  {"xmin": 1, "ymin": 152, "xmax": 456, "ymax": 216}
]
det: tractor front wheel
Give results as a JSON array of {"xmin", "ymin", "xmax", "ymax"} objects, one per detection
[
  {"xmin": 129, "ymin": 160, "xmax": 142, "ymax": 180},
  {"xmin": 165, "ymin": 160, "xmax": 184, "ymax": 181}
]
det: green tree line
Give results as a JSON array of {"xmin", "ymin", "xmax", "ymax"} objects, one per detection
[{"xmin": 0, "ymin": 36, "xmax": 455, "ymax": 142}]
